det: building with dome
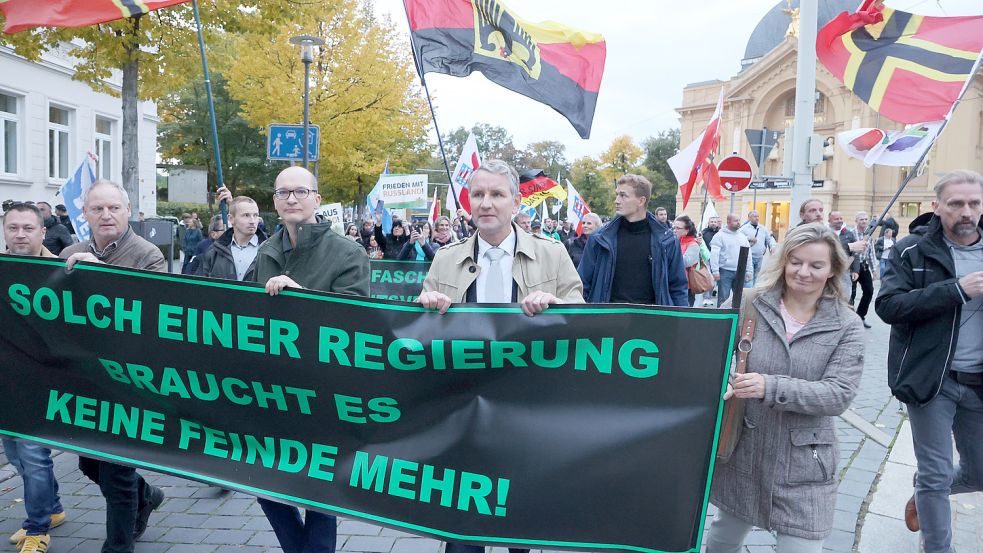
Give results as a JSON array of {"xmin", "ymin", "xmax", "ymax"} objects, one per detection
[{"xmin": 675, "ymin": 0, "xmax": 983, "ymax": 238}]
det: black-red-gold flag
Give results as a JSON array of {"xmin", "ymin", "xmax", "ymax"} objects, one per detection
[
  {"xmin": 404, "ymin": 0, "xmax": 606, "ymax": 139},
  {"xmin": 1, "ymin": 0, "xmax": 190, "ymax": 33}
]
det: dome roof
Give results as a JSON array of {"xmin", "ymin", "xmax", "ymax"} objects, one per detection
[{"xmin": 742, "ymin": 0, "xmax": 856, "ymax": 68}]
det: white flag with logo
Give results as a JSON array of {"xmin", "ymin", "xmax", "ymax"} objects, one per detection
[{"xmin": 446, "ymin": 132, "xmax": 482, "ymax": 215}]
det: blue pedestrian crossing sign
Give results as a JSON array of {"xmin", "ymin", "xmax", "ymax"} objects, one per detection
[{"xmin": 267, "ymin": 124, "xmax": 320, "ymax": 161}]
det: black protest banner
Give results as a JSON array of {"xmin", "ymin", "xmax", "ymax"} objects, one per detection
[
  {"xmin": 369, "ymin": 259, "xmax": 429, "ymax": 302},
  {"xmin": 0, "ymin": 254, "xmax": 737, "ymax": 553}
]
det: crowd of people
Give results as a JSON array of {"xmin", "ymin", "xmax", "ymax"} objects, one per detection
[{"xmin": 1, "ymin": 164, "xmax": 981, "ymax": 553}]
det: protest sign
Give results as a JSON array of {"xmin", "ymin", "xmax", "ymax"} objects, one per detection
[
  {"xmin": 0, "ymin": 255, "xmax": 737, "ymax": 553},
  {"xmin": 369, "ymin": 174, "xmax": 428, "ymax": 209},
  {"xmin": 369, "ymin": 260, "xmax": 429, "ymax": 302},
  {"xmin": 316, "ymin": 203, "xmax": 345, "ymax": 234}
]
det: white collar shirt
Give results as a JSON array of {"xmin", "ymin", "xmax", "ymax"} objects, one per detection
[
  {"xmin": 475, "ymin": 228, "xmax": 517, "ymax": 303},
  {"xmin": 230, "ymin": 234, "xmax": 260, "ymax": 281}
]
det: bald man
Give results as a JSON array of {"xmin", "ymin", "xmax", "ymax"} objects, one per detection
[{"xmin": 251, "ymin": 166, "xmax": 369, "ymax": 553}]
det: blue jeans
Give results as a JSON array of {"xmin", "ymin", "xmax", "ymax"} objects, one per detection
[
  {"xmin": 907, "ymin": 375, "xmax": 983, "ymax": 553},
  {"xmin": 751, "ymin": 256, "xmax": 764, "ymax": 287},
  {"xmin": 716, "ymin": 269, "xmax": 742, "ymax": 307},
  {"xmin": 258, "ymin": 498, "xmax": 337, "ymax": 553},
  {"xmin": 879, "ymin": 259, "xmax": 889, "ymax": 279},
  {"xmin": 1, "ymin": 438, "xmax": 62, "ymax": 535}
]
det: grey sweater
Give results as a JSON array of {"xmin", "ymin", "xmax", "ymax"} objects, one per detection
[{"xmin": 946, "ymin": 234, "xmax": 983, "ymax": 373}]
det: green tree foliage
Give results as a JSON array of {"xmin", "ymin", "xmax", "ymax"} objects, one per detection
[
  {"xmin": 526, "ymin": 140, "xmax": 570, "ymax": 181},
  {"xmin": 226, "ymin": 0, "xmax": 431, "ymax": 205},
  {"xmin": 157, "ymin": 73, "xmax": 281, "ymax": 211},
  {"xmin": 0, "ymin": 1, "xmax": 326, "ymax": 208},
  {"xmin": 569, "ymin": 155, "xmax": 612, "ymax": 217},
  {"xmin": 642, "ymin": 129, "xmax": 682, "ymax": 217}
]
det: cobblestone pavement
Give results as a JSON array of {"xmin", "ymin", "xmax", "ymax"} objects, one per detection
[{"xmin": 1, "ymin": 301, "xmax": 980, "ymax": 553}]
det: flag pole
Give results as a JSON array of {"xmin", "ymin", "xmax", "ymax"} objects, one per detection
[
  {"xmin": 401, "ymin": 5, "xmax": 463, "ymax": 213},
  {"xmin": 864, "ymin": 50, "xmax": 983, "ymax": 239},
  {"xmin": 191, "ymin": 0, "xmax": 227, "ymax": 225}
]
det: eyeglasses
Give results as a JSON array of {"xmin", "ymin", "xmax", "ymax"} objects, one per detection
[{"xmin": 273, "ymin": 188, "xmax": 316, "ymax": 200}]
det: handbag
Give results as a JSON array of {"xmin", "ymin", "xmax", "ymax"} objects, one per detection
[
  {"xmin": 687, "ymin": 259, "xmax": 715, "ymax": 294},
  {"xmin": 716, "ymin": 307, "xmax": 757, "ymax": 463}
]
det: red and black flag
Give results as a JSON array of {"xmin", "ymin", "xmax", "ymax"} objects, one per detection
[
  {"xmin": 1, "ymin": 0, "xmax": 191, "ymax": 34},
  {"xmin": 404, "ymin": 0, "xmax": 606, "ymax": 139},
  {"xmin": 817, "ymin": 0, "xmax": 983, "ymax": 124}
]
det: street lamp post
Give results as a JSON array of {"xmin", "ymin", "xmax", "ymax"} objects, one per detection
[{"xmin": 289, "ymin": 35, "xmax": 325, "ymax": 171}]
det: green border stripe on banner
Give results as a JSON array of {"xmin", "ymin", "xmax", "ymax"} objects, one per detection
[
  {"xmin": 0, "ymin": 256, "xmax": 739, "ymax": 321},
  {"xmin": 0, "ymin": 428, "xmax": 702, "ymax": 553}
]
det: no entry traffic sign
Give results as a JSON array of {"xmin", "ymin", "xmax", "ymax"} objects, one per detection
[{"xmin": 718, "ymin": 155, "xmax": 753, "ymax": 193}]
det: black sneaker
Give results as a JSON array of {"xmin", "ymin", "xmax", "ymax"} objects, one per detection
[{"xmin": 134, "ymin": 486, "xmax": 165, "ymax": 541}]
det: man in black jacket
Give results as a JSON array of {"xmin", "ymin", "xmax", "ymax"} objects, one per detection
[
  {"xmin": 875, "ymin": 170, "xmax": 983, "ymax": 553},
  {"xmin": 37, "ymin": 201, "xmax": 73, "ymax": 255},
  {"xmin": 197, "ymin": 191, "xmax": 267, "ymax": 281}
]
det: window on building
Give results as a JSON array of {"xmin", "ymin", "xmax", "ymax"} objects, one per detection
[
  {"xmin": 784, "ymin": 91, "xmax": 826, "ymax": 117},
  {"xmin": 900, "ymin": 202, "xmax": 920, "ymax": 218},
  {"xmin": 0, "ymin": 93, "xmax": 18, "ymax": 175},
  {"xmin": 95, "ymin": 116, "xmax": 113, "ymax": 180},
  {"xmin": 48, "ymin": 105, "xmax": 71, "ymax": 180}
]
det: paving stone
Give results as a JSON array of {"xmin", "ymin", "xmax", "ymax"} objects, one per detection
[
  {"xmin": 68, "ymin": 539, "xmax": 106, "ymax": 553},
  {"xmin": 338, "ymin": 519, "xmax": 385, "ymax": 536},
  {"xmin": 70, "ymin": 522, "xmax": 107, "ymax": 539},
  {"xmin": 158, "ymin": 498, "xmax": 197, "ymax": 513},
  {"xmin": 202, "ymin": 529, "xmax": 256, "ymax": 544},
  {"xmin": 836, "ymin": 478, "xmax": 873, "ymax": 499},
  {"xmin": 390, "ymin": 537, "xmax": 442, "ymax": 553},
  {"xmin": 201, "ymin": 515, "xmax": 250, "ymax": 529},
  {"xmin": 246, "ymin": 531, "xmax": 282, "ymax": 547},
  {"xmin": 160, "ymin": 526, "xmax": 211, "ymax": 543},
  {"xmin": 214, "ymin": 498, "xmax": 256, "ymax": 516},
  {"xmin": 159, "ymin": 512, "xmax": 209, "ymax": 528},
  {"xmin": 165, "ymin": 545, "xmax": 217, "ymax": 553},
  {"xmin": 188, "ymin": 498, "xmax": 227, "ymax": 514},
  {"xmin": 342, "ymin": 535, "xmax": 398, "ymax": 552},
  {"xmin": 213, "ymin": 546, "xmax": 266, "ymax": 553}
]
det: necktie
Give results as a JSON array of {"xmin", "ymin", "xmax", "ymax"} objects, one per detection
[{"xmin": 484, "ymin": 247, "xmax": 508, "ymax": 303}]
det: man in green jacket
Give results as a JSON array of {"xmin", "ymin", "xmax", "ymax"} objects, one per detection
[{"xmin": 252, "ymin": 165, "xmax": 369, "ymax": 553}]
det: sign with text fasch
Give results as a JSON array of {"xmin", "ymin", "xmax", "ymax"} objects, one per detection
[
  {"xmin": 268, "ymin": 124, "xmax": 320, "ymax": 161},
  {"xmin": 0, "ymin": 255, "xmax": 738, "ymax": 553}
]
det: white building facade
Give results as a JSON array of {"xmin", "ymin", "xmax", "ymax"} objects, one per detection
[{"xmin": 0, "ymin": 41, "xmax": 158, "ymax": 215}]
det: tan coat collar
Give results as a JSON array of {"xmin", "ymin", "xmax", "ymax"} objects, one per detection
[{"xmin": 447, "ymin": 223, "xmax": 538, "ymax": 266}]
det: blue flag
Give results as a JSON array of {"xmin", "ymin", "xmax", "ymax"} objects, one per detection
[{"xmin": 58, "ymin": 158, "xmax": 97, "ymax": 243}]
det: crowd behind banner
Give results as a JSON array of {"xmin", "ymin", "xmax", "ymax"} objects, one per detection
[{"xmin": 2, "ymin": 165, "xmax": 981, "ymax": 553}]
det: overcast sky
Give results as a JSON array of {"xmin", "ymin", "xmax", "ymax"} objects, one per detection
[{"xmin": 374, "ymin": 0, "xmax": 983, "ymax": 161}]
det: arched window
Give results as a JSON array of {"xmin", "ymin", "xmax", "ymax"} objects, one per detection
[{"xmin": 784, "ymin": 91, "xmax": 826, "ymax": 117}]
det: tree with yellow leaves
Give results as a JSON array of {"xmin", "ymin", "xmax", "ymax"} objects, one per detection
[
  {"xmin": 0, "ymin": 0, "xmax": 327, "ymax": 213},
  {"xmin": 226, "ymin": 0, "xmax": 431, "ymax": 204}
]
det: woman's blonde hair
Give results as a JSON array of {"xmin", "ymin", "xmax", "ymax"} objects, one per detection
[{"xmin": 754, "ymin": 222, "xmax": 849, "ymax": 300}]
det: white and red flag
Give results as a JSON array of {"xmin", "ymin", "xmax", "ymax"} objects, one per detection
[
  {"xmin": 428, "ymin": 189, "xmax": 440, "ymax": 225},
  {"xmin": 668, "ymin": 89, "xmax": 725, "ymax": 208},
  {"xmin": 565, "ymin": 180, "xmax": 592, "ymax": 235},
  {"xmin": 446, "ymin": 132, "xmax": 482, "ymax": 215}
]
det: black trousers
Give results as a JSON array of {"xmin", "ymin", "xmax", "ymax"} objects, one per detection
[
  {"xmin": 855, "ymin": 267, "xmax": 874, "ymax": 320},
  {"xmin": 78, "ymin": 457, "xmax": 153, "ymax": 553}
]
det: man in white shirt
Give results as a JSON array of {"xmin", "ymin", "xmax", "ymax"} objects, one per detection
[
  {"xmin": 417, "ymin": 160, "xmax": 583, "ymax": 553},
  {"xmin": 197, "ymin": 191, "xmax": 267, "ymax": 281},
  {"xmin": 419, "ymin": 159, "xmax": 583, "ymax": 316},
  {"xmin": 710, "ymin": 213, "xmax": 753, "ymax": 307},
  {"xmin": 738, "ymin": 210, "xmax": 775, "ymax": 285}
]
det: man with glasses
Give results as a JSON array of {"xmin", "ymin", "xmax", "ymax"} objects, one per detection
[{"xmin": 252, "ymin": 165, "xmax": 370, "ymax": 553}]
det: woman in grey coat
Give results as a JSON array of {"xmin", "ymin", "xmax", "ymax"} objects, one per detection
[{"xmin": 707, "ymin": 223, "xmax": 865, "ymax": 553}]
